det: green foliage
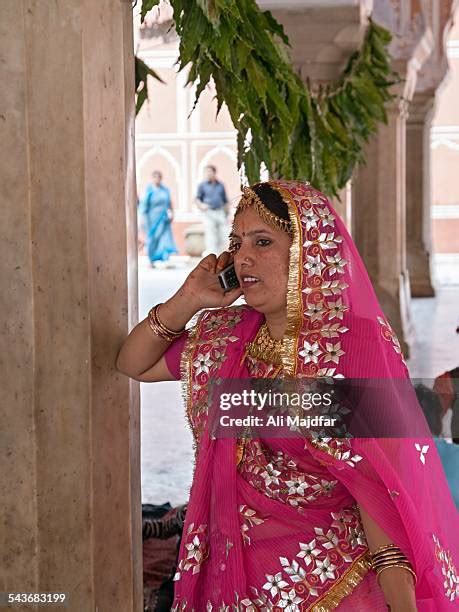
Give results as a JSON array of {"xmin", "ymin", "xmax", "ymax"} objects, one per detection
[
  {"xmin": 135, "ymin": 55, "xmax": 164, "ymax": 115},
  {"xmin": 137, "ymin": 0, "xmax": 395, "ymax": 196}
]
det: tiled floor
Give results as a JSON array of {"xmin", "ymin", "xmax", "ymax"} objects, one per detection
[
  {"xmin": 139, "ymin": 254, "xmax": 458, "ymax": 505},
  {"xmin": 407, "ymin": 254, "xmax": 459, "ymax": 380}
]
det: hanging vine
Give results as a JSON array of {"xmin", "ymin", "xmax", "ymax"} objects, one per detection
[{"xmin": 135, "ymin": 0, "xmax": 396, "ymax": 196}]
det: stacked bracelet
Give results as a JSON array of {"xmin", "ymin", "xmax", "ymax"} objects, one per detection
[
  {"xmin": 371, "ymin": 544, "xmax": 417, "ymax": 586},
  {"xmin": 147, "ymin": 304, "xmax": 184, "ymax": 342}
]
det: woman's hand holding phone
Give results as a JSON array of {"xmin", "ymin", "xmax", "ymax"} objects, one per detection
[{"xmin": 180, "ymin": 252, "xmax": 243, "ymax": 311}]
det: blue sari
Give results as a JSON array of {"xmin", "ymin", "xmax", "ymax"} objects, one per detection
[{"xmin": 139, "ymin": 183, "xmax": 178, "ymax": 263}]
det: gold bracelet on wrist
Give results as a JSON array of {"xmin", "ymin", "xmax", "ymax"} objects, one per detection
[
  {"xmin": 372, "ymin": 553, "xmax": 410, "ymax": 563},
  {"xmin": 147, "ymin": 304, "xmax": 184, "ymax": 342},
  {"xmin": 371, "ymin": 544, "xmax": 407, "ymax": 562},
  {"xmin": 370, "ymin": 544, "xmax": 417, "ymax": 586},
  {"xmin": 375, "ymin": 563, "xmax": 417, "ymax": 586}
]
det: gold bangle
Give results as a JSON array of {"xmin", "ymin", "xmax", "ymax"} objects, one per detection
[
  {"xmin": 373, "ymin": 559, "xmax": 412, "ymax": 570},
  {"xmin": 371, "ymin": 544, "xmax": 401, "ymax": 555},
  {"xmin": 371, "ymin": 544, "xmax": 408, "ymax": 565},
  {"xmin": 375, "ymin": 563, "xmax": 417, "ymax": 586},
  {"xmin": 147, "ymin": 314, "xmax": 172, "ymax": 341},
  {"xmin": 147, "ymin": 304, "xmax": 184, "ymax": 341},
  {"xmin": 152, "ymin": 304, "xmax": 185, "ymax": 338},
  {"xmin": 371, "ymin": 552, "xmax": 406, "ymax": 563}
]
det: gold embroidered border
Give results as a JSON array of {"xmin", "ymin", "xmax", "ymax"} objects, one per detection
[
  {"xmin": 268, "ymin": 181, "xmax": 303, "ymax": 377},
  {"xmin": 309, "ymin": 552, "xmax": 372, "ymax": 611},
  {"xmin": 180, "ymin": 311, "xmax": 205, "ymax": 459}
]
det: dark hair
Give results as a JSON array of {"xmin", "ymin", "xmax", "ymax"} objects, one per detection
[
  {"xmin": 415, "ymin": 384, "xmax": 442, "ymax": 437},
  {"xmin": 251, "ymin": 183, "xmax": 290, "ymax": 223},
  {"xmin": 205, "ymin": 165, "xmax": 217, "ymax": 173}
]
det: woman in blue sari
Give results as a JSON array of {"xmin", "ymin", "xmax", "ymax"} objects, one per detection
[{"xmin": 139, "ymin": 170, "xmax": 178, "ymax": 265}]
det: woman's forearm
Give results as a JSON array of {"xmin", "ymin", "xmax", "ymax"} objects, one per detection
[
  {"xmin": 116, "ymin": 288, "xmax": 200, "ymax": 378},
  {"xmin": 359, "ymin": 506, "xmax": 417, "ymax": 611}
]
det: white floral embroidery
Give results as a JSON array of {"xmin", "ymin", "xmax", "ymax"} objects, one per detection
[
  {"xmin": 331, "ymin": 510, "xmax": 353, "ymax": 533},
  {"xmin": 312, "ymin": 557, "xmax": 337, "ymax": 583},
  {"xmin": 239, "ymin": 505, "xmax": 265, "ymax": 546},
  {"xmin": 326, "ymin": 254, "xmax": 347, "ymax": 275},
  {"xmin": 433, "ymin": 534, "xmax": 459, "ymax": 602},
  {"xmin": 323, "ymin": 341, "xmax": 345, "ymax": 364},
  {"xmin": 326, "ymin": 297, "xmax": 348, "ymax": 320},
  {"xmin": 285, "ymin": 475, "xmax": 309, "ymax": 496},
  {"xmin": 318, "ymin": 207, "xmax": 336, "ymax": 227},
  {"xmin": 315, "ymin": 527, "xmax": 339, "ymax": 550},
  {"xmin": 263, "ymin": 572, "xmax": 289, "ymax": 597},
  {"xmin": 301, "ymin": 209, "xmax": 319, "ymax": 230},
  {"xmin": 261, "ymin": 463, "xmax": 282, "ymax": 486},
  {"xmin": 415, "ymin": 442, "xmax": 429, "ymax": 464},
  {"xmin": 299, "ymin": 341, "xmax": 322, "ymax": 364},
  {"xmin": 297, "ymin": 539, "xmax": 321, "ymax": 565},
  {"xmin": 278, "ymin": 588, "xmax": 304, "ymax": 610},
  {"xmin": 193, "ymin": 351, "xmax": 213, "ymax": 375},
  {"xmin": 305, "ymin": 254, "xmax": 326, "ymax": 276},
  {"xmin": 348, "ymin": 526, "xmax": 367, "ymax": 549},
  {"xmin": 304, "ymin": 302, "xmax": 326, "ymax": 321},
  {"xmin": 377, "ymin": 315, "xmax": 407, "ymax": 366},
  {"xmin": 304, "ymin": 232, "xmax": 343, "ymax": 251}
]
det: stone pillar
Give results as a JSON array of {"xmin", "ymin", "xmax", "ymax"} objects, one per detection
[
  {"xmin": 0, "ymin": 2, "xmax": 141, "ymax": 611},
  {"xmin": 331, "ymin": 184, "xmax": 353, "ymax": 234},
  {"xmin": 351, "ymin": 0, "xmax": 436, "ymax": 357},
  {"xmin": 352, "ymin": 92, "xmax": 413, "ymax": 356},
  {"xmin": 406, "ymin": 91, "xmax": 436, "ymax": 297},
  {"xmin": 404, "ymin": 0, "xmax": 458, "ymax": 297}
]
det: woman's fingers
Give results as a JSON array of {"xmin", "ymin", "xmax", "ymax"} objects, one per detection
[
  {"xmin": 215, "ymin": 251, "xmax": 232, "ymax": 273},
  {"xmin": 196, "ymin": 253, "xmax": 217, "ymax": 272},
  {"xmin": 220, "ymin": 287, "xmax": 243, "ymax": 306}
]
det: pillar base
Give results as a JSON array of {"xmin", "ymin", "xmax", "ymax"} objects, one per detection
[{"xmin": 407, "ymin": 246, "xmax": 436, "ymax": 297}]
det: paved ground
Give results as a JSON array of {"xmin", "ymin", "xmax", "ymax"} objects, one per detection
[
  {"xmin": 139, "ymin": 256, "xmax": 196, "ymax": 506},
  {"xmin": 139, "ymin": 254, "xmax": 459, "ymax": 506},
  {"xmin": 407, "ymin": 254, "xmax": 459, "ymax": 380}
]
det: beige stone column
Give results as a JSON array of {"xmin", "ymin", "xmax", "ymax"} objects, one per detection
[
  {"xmin": 0, "ymin": 2, "xmax": 141, "ymax": 611},
  {"xmin": 404, "ymin": 0, "xmax": 457, "ymax": 297},
  {"xmin": 406, "ymin": 91, "xmax": 436, "ymax": 297},
  {"xmin": 350, "ymin": 0, "xmax": 436, "ymax": 357},
  {"xmin": 352, "ymin": 91, "xmax": 413, "ymax": 356}
]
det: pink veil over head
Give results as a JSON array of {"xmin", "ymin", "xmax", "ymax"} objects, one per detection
[{"xmin": 172, "ymin": 180, "xmax": 459, "ymax": 610}]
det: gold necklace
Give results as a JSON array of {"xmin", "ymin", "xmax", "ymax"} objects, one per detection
[{"xmin": 246, "ymin": 323, "xmax": 283, "ymax": 365}]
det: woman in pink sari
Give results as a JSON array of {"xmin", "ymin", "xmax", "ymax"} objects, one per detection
[{"xmin": 117, "ymin": 180, "xmax": 459, "ymax": 611}]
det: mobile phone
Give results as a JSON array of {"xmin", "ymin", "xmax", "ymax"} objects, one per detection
[{"xmin": 218, "ymin": 262, "xmax": 240, "ymax": 291}]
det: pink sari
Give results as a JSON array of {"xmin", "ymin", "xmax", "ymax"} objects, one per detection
[{"xmin": 168, "ymin": 181, "xmax": 459, "ymax": 610}]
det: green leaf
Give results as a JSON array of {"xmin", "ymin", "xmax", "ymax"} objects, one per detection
[
  {"xmin": 196, "ymin": 0, "xmax": 220, "ymax": 27},
  {"xmin": 134, "ymin": 55, "xmax": 165, "ymax": 114},
  {"xmin": 245, "ymin": 56, "xmax": 268, "ymax": 107},
  {"xmin": 134, "ymin": 3, "xmax": 395, "ymax": 197},
  {"xmin": 262, "ymin": 10, "xmax": 290, "ymax": 45}
]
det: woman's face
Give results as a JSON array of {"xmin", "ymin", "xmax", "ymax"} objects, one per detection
[{"xmin": 230, "ymin": 207, "xmax": 291, "ymax": 317}]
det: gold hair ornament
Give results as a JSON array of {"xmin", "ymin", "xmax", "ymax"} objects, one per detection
[{"xmin": 235, "ymin": 186, "xmax": 292, "ymax": 234}]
